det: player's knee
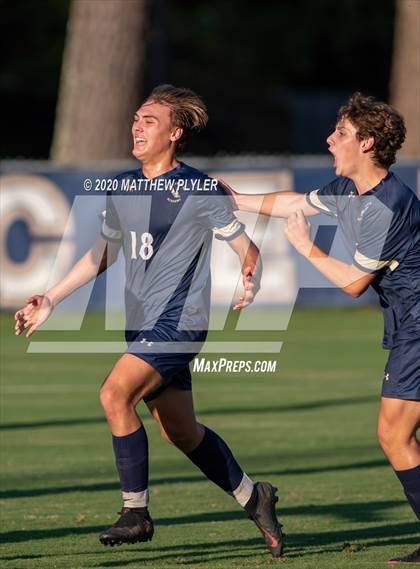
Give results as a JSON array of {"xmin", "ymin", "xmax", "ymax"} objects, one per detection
[
  {"xmin": 164, "ymin": 425, "xmax": 202, "ymax": 452},
  {"xmin": 377, "ymin": 421, "xmax": 392, "ymax": 450},
  {"xmin": 99, "ymin": 384, "xmax": 112, "ymax": 410},
  {"xmin": 160, "ymin": 427, "xmax": 175, "ymax": 447},
  {"xmin": 377, "ymin": 419, "xmax": 412, "ymax": 452},
  {"xmin": 99, "ymin": 383, "xmax": 128, "ymax": 414},
  {"xmin": 155, "ymin": 421, "xmax": 198, "ymax": 449},
  {"xmin": 163, "ymin": 428, "xmax": 190, "ymax": 449}
]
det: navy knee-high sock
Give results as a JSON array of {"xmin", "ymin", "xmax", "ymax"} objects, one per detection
[
  {"xmin": 112, "ymin": 425, "xmax": 149, "ymax": 508},
  {"xmin": 186, "ymin": 426, "xmax": 254, "ymax": 506},
  {"xmin": 395, "ymin": 465, "xmax": 420, "ymax": 521}
]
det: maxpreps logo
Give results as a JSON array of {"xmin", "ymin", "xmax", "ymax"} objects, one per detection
[{"xmin": 193, "ymin": 358, "xmax": 277, "ymax": 373}]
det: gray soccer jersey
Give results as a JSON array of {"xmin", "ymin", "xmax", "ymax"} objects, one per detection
[
  {"xmin": 306, "ymin": 172, "xmax": 420, "ymax": 348},
  {"xmin": 101, "ymin": 162, "xmax": 245, "ymax": 336}
]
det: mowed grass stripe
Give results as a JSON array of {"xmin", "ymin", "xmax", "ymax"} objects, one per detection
[{"xmin": 1, "ymin": 308, "xmax": 415, "ymax": 569}]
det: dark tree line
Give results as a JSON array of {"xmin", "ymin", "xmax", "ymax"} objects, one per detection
[{"xmin": 3, "ymin": 0, "xmax": 417, "ymax": 160}]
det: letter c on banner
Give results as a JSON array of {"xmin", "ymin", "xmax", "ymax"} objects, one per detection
[{"xmin": 0, "ymin": 175, "xmax": 75, "ymax": 309}]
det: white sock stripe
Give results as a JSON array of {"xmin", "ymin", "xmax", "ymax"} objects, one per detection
[
  {"xmin": 232, "ymin": 473, "xmax": 254, "ymax": 507},
  {"xmin": 122, "ymin": 489, "xmax": 149, "ymax": 508}
]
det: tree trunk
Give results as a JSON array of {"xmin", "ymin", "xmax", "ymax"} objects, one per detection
[
  {"xmin": 390, "ymin": 0, "xmax": 420, "ymax": 159},
  {"xmin": 51, "ymin": 0, "xmax": 146, "ymax": 164}
]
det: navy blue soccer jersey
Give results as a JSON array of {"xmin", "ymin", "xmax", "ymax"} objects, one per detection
[
  {"xmin": 306, "ymin": 172, "xmax": 420, "ymax": 349},
  {"xmin": 101, "ymin": 162, "xmax": 245, "ymax": 336}
]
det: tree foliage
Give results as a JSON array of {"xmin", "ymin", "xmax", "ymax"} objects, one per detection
[{"xmin": 1, "ymin": 0, "xmax": 396, "ymax": 158}]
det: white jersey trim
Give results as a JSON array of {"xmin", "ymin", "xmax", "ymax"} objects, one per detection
[
  {"xmin": 102, "ymin": 220, "xmax": 122, "ymax": 241},
  {"xmin": 354, "ymin": 249, "xmax": 399, "ymax": 272},
  {"xmin": 307, "ymin": 189, "xmax": 333, "ymax": 214},
  {"xmin": 212, "ymin": 219, "xmax": 242, "ymax": 239}
]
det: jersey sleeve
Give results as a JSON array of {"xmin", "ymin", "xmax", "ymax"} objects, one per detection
[
  {"xmin": 353, "ymin": 197, "xmax": 409, "ymax": 273},
  {"xmin": 305, "ymin": 178, "xmax": 345, "ymax": 217},
  {"xmin": 195, "ymin": 181, "xmax": 245, "ymax": 241},
  {"xmin": 101, "ymin": 192, "xmax": 122, "ymax": 242}
]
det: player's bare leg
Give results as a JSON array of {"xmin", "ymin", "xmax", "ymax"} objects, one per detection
[
  {"xmin": 147, "ymin": 387, "xmax": 284, "ymax": 557},
  {"xmin": 100, "ymin": 354, "xmax": 163, "ymax": 435},
  {"xmin": 146, "ymin": 386, "xmax": 204, "ymax": 452},
  {"xmin": 98, "ymin": 355, "xmax": 163, "ymax": 546},
  {"xmin": 377, "ymin": 397, "xmax": 420, "ymax": 470},
  {"xmin": 377, "ymin": 398, "xmax": 420, "ymax": 564}
]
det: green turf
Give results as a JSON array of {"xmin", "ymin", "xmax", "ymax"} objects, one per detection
[{"xmin": 1, "ymin": 308, "xmax": 418, "ymax": 568}]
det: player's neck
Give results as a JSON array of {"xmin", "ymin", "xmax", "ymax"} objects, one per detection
[
  {"xmin": 141, "ymin": 156, "xmax": 180, "ymax": 180},
  {"xmin": 351, "ymin": 163, "xmax": 388, "ymax": 195}
]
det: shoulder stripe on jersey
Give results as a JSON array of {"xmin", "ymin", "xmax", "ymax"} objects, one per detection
[
  {"xmin": 212, "ymin": 219, "xmax": 242, "ymax": 239},
  {"xmin": 354, "ymin": 250, "xmax": 399, "ymax": 272},
  {"xmin": 102, "ymin": 219, "xmax": 122, "ymax": 241},
  {"xmin": 307, "ymin": 189, "xmax": 332, "ymax": 214}
]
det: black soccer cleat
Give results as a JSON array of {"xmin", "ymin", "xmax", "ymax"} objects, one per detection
[
  {"xmin": 246, "ymin": 481, "xmax": 284, "ymax": 558},
  {"xmin": 388, "ymin": 547, "xmax": 420, "ymax": 564},
  {"xmin": 99, "ymin": 507, "xmax": 154, "ymax": 546}
]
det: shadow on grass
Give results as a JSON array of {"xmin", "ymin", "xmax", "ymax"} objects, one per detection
[
  {"xmin": 0, "ymin": 417, "xmax": 107, "ymax": 430},
  {"xmin": 1, "ymin": 521, "xmax": 419, "ymax": 565},
  {"xmin": 96, "ymin": 530, "xmax": 420, "ymax": 566},
  {"xmin": 286, "ymin": 521, "xmax": 420, "ymax": 549},
  {"xmin": 198, "ymin": 395, "xmax": 378, "ymax": 417},
  {"xmin": 154, "ymin": 499, "xmax": 409, "ymax": 525},
  {"xmin": 287, "ymin": 535, "xmax": 420, "ymax": 559},
  {"xmin": 0, "ymin": 395, "xmax": 378, "ymax": 431},
  {"xmin": 0, "ymin": 457, "xmax": 388, "ymax": 500},
  {"xmin": 0, "ymin": 539, "xmax": 264, "ymax": 566},
  {"xmin": 1, "ymin": 502, "xmax": 415, "ymax": 546}
]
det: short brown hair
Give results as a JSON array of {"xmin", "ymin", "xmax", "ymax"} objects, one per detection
[
  {"xmin": 337, "ymin": 92, "xmax": 406, "ymax": 168},
  {"xmin": 146, "ymin": 84, "xmax": 208, "ymax": 150}
]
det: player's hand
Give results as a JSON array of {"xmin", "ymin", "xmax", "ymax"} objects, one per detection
[
  {"xmin": 233, "ymin": 266, "xmax": 259, "ymax": 310},
  {"xmin": 284, "ymin": 209, "xmax": 313, "ymax": 257},
  {"xmin": 14, "ymin": 294, "xmax": 54, "ymax": 338},
  {"xmin": 218, "ymin": 178, "xmax": 239, "ymax": 210}
]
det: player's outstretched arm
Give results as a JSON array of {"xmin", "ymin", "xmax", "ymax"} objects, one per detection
[
  {"xmin": 227, "ymin": 233, "xmax": 262, "ymax": 310},
  {"xmin": 218, "ymin": 179, "xmax": 319, "ymax": 218},
  {"xmin": 284, "ymin": 210, "xmax": 376, "ymax": 297},
  {"xmin": 14, "ymin": 237, "xmax": 120, "ymax": 337}
]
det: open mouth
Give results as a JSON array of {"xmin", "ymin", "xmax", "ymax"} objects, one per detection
[
  {"xmin": 134, "ymin": 137, "xmax": 146, "ymax": 146},
  {"xmin": 328, "ymin": 148, "xmax": 336, "ymax": 167}
]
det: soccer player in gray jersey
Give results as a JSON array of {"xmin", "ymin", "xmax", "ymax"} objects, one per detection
[
  {"xmin": 224, "ymin": 93, "xmax": 420, "ymax": 564},
  {"xmin": 14, "ymin": 85, "xmax": 284, "ymax": 558}
]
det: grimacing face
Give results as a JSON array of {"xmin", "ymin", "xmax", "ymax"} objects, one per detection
[
  {"xmin": 131, "ymin": 101, "xmax": 182, "ymax": 162},
  {"xmin": 326, "ymin": 118, "xmax": 366, "ymax": 178}
]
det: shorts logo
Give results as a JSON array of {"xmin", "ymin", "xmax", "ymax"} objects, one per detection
[
  {"xmin": 140, "ymin": 338, "xmax": 154, "ymax": 347},
  {"xmin": 384, "ymin": 372, "xmax": 390, "ymax": 381}
]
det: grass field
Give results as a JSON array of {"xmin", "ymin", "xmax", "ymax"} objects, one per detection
[{"xmin": 1, "ymin": 307, "xmax": 418, "ymax": 568}]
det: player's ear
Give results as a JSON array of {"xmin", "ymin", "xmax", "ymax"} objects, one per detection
[
  {"xmin": 170, "ymin": 127, "xmax": 183, "ymax": 143},
  {"xmin": 360, "ymin": 136, "xmax": 375, "ymax": 153}
]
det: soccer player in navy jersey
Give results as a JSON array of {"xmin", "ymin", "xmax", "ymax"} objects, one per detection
[
  {"xmin": 14, "ymin": 85, "xmax": 283, "ymax": 557},
  {"xmin": 224, "ymin": 93, "xmax": 420, "ymax": 564}
]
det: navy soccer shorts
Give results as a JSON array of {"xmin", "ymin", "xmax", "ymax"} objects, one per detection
[
  {"xmin": 381, "ymin": 337, "xmax": 420, "ymax": 401},
  {"xmin": 125, "ymin": 328, "xmax": 207, "ymax": 402}
]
